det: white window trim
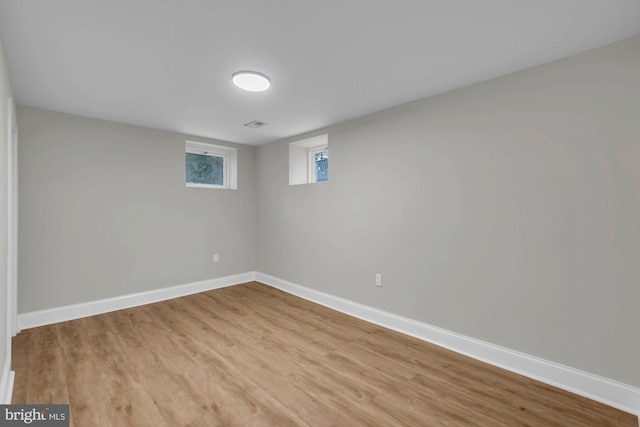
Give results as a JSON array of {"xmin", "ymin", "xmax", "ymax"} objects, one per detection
[
  {"xmin": 308, "ymin": 145, "xmax": 328, "ymax": 183},
  {"xmin": 185, "ymin": 141, "xmax": 237, "ymax": 189}
]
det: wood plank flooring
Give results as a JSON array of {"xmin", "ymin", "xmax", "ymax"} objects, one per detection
[{"xmin": 12, "ymin": 281, "xmax": 638, "ymax": 426}]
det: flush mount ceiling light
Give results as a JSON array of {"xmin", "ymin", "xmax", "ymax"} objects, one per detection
[{"xmin": 232, "ymin": 71, "xmax": 271, "ymax": 92}]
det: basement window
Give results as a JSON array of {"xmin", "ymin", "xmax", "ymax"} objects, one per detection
[
  {"xmin": 310, "ymin": 146, "xmax": 328, "ymax": 183},
  {"xmin": 289, "ymin": 134, "xmax": 329, "ymax": 185},
  {"xmin": 186, "ymin": 141, "xmax": 237, "ymax": 189}
]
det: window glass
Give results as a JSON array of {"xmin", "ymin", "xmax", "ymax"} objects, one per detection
[
  {"xmin": 314, "ymin": 149, "xmax": 328, "ymax": 182},
  {"xmin": 186, "ymin": 152, "xmax": 224, "ymax": 185}
]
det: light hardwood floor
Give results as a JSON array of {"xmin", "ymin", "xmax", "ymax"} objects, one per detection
[{"xmin": 12, "ymin": 281, "xmax": 638, "ymax": 426}]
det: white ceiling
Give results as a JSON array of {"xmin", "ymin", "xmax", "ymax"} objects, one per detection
[{"xmin": 1, "ymin": 1, "xmax": 639, "ymax": 145}]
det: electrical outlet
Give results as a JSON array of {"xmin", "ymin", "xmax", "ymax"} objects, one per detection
[
  {"xmin": 213, "ymin": 254, "xmax": 219, "ymax": 263},
  {"xmin": 375, "ymin": 273, "xmax": 382, "ymax": 287}
]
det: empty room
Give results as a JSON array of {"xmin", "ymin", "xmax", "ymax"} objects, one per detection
[{"xmin": 1, "ymin": 1, "xmax": 639, "ymax": 426}]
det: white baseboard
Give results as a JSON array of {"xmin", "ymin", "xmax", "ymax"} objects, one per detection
[
  {"xmin": 14, "ymin": 271, "xmax": 640, "ymax": 417},
  {"xmin": 0, "ymin": 356, "xmax": 15, "ymax": 404},
  {"xmin": 255, "ymin": 272, "xmax": 640, "ymax": 417},
  {"xmin": 17, "ymin": 272, "xmax": 255, "ymax": 330}
]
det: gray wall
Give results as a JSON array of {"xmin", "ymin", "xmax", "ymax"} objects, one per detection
[
  {"xmin": 0, "ymin": 34, "xmax": 14, "ymax": 391},
  {"xmin": 13, "ymin": 35, "xmax": 640, "ymax": 390},
  {"xmin": 18, "ymin": 107, "xmax": 257, "ymax": 313},
  {"xmin": 256, "ymin": 36, "xmax": 640, "ymax": 387}
]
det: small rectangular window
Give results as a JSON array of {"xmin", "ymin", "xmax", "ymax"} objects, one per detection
[
  {"xmin": 186, "ymin": 152, "xmax": 226, "ymax": 186},
  {"xmin": 185, "ymin": 141, "xmax": 237, "ymax": 189},
  {"xmin": 309, "ymin": 146, "xmax": 328, "ymax": 183},
  {"xmin": 289, "ymin": 134, "xmax": 329, "ymax": 185}
]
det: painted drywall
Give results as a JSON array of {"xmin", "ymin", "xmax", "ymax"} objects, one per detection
[
  {"xmin": 0, "ymin": 35, "xmax": 14, "ymax": 396},
  {"xmin": 256, "ymin": 36, "xmax": 640, "ymax": 388},
  {"xmin": 17, "ymin": 107, "xmax": 256, "ymax": 313}
]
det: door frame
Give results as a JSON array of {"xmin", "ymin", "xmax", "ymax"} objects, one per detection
[{"xmin": 7, "ymin": 98, "xmax": 18, "ymax": 340}]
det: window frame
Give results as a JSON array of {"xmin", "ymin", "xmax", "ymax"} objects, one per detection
[
  {"xmin": 308, "ymin": 145, "xmax": 328, "ymax": 183},
  {"xmin": 289, "ymin": 134, "xmax": 329, "ymax": 186},
  {"xmin": 185, "ymin": 141, "xmax": 232, "ymax": 189}
]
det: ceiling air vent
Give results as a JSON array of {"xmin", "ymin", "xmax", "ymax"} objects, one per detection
[{"xmin": 244, "ymin": 120, "xmax": 267, "ymax": 129}]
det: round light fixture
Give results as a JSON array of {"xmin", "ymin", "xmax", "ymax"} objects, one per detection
[{"xmin": 232, "ymin": 71, "xmax": 271, "ymax": 92}]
